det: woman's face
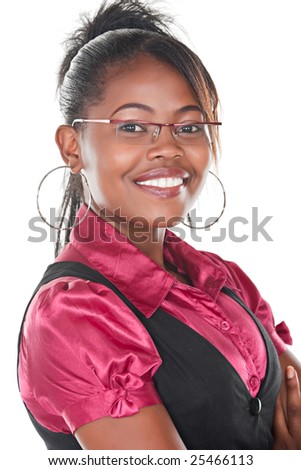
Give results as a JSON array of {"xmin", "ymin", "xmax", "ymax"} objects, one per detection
[{"xmin": 77, "ymin": 55, "xmax": 212, "ymax": 229}]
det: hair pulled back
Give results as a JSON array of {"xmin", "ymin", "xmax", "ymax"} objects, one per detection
[{"xmin": 55, "ymin": 0, "xmax": 220, "ymax": 255}]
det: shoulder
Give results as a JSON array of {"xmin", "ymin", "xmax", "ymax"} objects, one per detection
[
  {"xmin": 198, "ymin": 250, "xmax": 267, "ymax": 309},
  {"xmin": 199, "ymin": 250, "xmax": 252, "ymax": 286},
  {"xmin": 23, "ymin": 275, "xmax": 155, "ymax": 353},
  {"xmin": 198, "ymin": 250, "xmax": 291, "ymax": 352},
  {"xmin": 26, "ymin": 275, "xmax": 120, "ymax": 321}
]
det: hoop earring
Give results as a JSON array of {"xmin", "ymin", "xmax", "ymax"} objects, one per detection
[
  {"xmin": 182, "ymin": 171, "xmax": 226, "ymax": 230},
  {"xmin": 36, "ymin": 165, "xmax": 92, "ymax": 230}
]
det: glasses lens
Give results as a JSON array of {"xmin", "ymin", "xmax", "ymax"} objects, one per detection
[
  {"xmin": 174, "ymin": 123, "xmax": 212, "ymax": 145},
  {"xmin": 115, "ymin": 121, "xmax": 158, "ymax": 144}
]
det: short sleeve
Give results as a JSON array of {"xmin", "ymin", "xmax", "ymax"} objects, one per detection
[
  {"xmin": 204, "ymin": 253, "xmax": 292, "ymax": 355},
  {"xmin": 19, "ymin": 277, "xmax": 162, "ymax": 434}
]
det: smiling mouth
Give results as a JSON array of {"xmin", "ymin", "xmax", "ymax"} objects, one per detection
[
  {"xmin": 134, "ymin": 176, "xmax": 189, "ymax": 199},
  {"xmin": 136, "ymin": 177, "xmax": 185, "ymax": 188}
]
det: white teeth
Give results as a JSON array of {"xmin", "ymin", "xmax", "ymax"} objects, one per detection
[{"xmin": 136, "ymin": 177, "xmax": 184, "ymax": 188}]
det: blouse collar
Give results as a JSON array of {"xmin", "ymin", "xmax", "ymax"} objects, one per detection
[{"xmin": 69, "ymin": 206, "xmax": 231, "ymax": 317}]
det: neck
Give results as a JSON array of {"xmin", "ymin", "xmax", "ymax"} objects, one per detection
[
  {"xmin": 119, "ymin": 221, "xmax": 167, "ymax": 269},
  {"xmin": 95, "ymin": 209, "xmax": 191, "ymax": 284},
  {"xmin": 95, "ymin": 207, "xmax": 167, "ymax": 268}
]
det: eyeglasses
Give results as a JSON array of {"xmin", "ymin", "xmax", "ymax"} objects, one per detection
[{"xmin": 72, "ymin": 118, "xmax": 222, "ymax": 146}]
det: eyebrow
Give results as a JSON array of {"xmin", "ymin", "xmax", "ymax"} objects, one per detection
[
  {"xmin": 177, "ymin": 105, "xmax": 203, "ymax": 114},
  {"xmin": 111, "ymin": 103, "xmax": 203, "ymax": 116},
  {"xmin": 111, "ymin": 103, "xmax": 153, "ymax": 116}
]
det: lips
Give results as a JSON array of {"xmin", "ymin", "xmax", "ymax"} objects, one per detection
[{"xmin": 134, "ymin": 167, "xmax": 190, "ymax": 199}]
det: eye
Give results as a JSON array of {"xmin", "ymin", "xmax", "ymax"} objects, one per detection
[
  {"xmin": 117, "ymin": 122, "xmax": 147, "ymax": 133},
  {"xmin": 177, "ymin": 122, "xmax": 205, "ymax": 134}
]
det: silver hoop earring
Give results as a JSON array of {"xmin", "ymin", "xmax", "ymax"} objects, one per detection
[
  {"xmin": 36, "ymin": 165, "xmax": 92, "ymax": 230},
  {"xmin": 182, "ymin": 171, "xmax": 226, "ymax": 230}
]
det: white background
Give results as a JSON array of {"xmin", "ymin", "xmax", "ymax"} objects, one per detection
[{"xmin": 1, "ymin": 0, "xmax": 300, "ymax": 459}]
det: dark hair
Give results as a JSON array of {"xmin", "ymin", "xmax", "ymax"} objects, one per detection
[{"xmin": 55, "ymin": 0, "xmax": 220, "ymax": 256}]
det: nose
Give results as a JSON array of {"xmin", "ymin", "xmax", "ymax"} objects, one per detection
[{"xmin": 146, "ymin": 125, "xmax": 184, "ymax": 161}]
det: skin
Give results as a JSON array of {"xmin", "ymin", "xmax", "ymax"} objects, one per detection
[
  {"xmin": 273, "ymin": 351, "xmax": 301, "ymax": 449},
  {"xmin": 56, "ymin": 54, "xmax": 301, "ymax": 449}
]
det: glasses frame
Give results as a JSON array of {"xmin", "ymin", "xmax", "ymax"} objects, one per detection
[{"xmin": 72, "ymin": 118, "xmax": 222, "ymax": 145}]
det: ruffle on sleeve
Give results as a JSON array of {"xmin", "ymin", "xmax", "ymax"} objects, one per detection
[
  {"xmin": 108, "ymin": 372, "xmax": 158, "ymax": 417},
  {"xmin": 275, "ymin": 321, "xmax": 293, "ymax": 346},
  {"xmin": 62, "ymin": 374, "xmax": 161, "ymax": 433}
]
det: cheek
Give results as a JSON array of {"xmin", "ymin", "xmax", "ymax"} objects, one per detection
[
  {"xmin": 81, "ymin": 141, "xmax": 142, "ymax": 204},
  {"xmin": 189, "ymin": 147, "xmax": 212, "ymax": 187},
  {"xmin": 196, "ymin": 145, "xmax": 212, "ymax": 169},
  {"xmin": 80, "ymin": 140, "xmax": 112, "ymax": 203},
  {"xmin": 83, "ymin": 135, "xmax": 138, "ymax": 173}
]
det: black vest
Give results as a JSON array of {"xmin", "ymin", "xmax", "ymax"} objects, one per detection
[{"xmin": 17, "ymin": 261, "xmax": 282, "ymax": 450}]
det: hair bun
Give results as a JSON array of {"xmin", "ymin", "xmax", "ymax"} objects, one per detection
[
  {"xmin": 85, "ymin": 0, "xmax": 173, "ymax": 38},
  {"xmin": 59, "ymin": 0, "xmax": 174, "ymax": 84}
]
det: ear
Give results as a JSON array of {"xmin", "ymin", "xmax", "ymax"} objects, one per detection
[{"xmin": 55, "ymin": 125, "xmax": 83, "ymax": 173}]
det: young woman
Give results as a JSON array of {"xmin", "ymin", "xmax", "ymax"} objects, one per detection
[{"xmin": 18, "ymin": 0, "xmax": 301, "ymax": 450}]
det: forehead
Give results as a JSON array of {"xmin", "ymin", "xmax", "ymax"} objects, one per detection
[{"xmin": 89, "ymin": 55, "xmax": 200, "ymax": 117}]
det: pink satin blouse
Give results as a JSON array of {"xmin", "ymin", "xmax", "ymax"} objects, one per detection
[{"xmin": 18, "ymin": 206, "xmax": 292, "ymax": 434}]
